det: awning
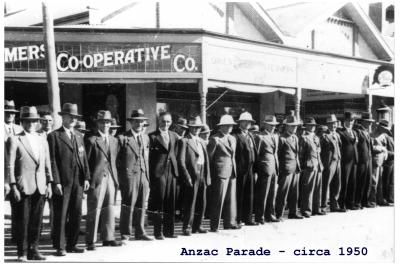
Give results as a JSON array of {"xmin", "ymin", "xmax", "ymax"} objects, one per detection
[{"xmin": 208, "ymin": 80, "xmax": 296, "ymax": 95}]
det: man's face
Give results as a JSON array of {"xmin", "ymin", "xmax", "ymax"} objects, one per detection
[
  {"xmin": 159, "ymin": 114, "xmax": 172, "ymax": 131},
  {"xmin": 110, "ymin": 128, "xmax": 117, "ymax": 136},
  {"xmin": 305, "ymin": 124, "xmax": 316, "ymax": 133},
  {"xmin": 327, "ymin": 122, "xmax": 337, "ymax": 132},
  {"xmin": 5, "ymin": 113, "xmax": 15, "ymax": 124},
  {"xmin": 40, "ymin": 114, "xmax": 53, "ymax": 131},
  {"xmin": 175, "ymin": 126, "xmax": 185, "ymax": 135},
  {"xmin": 264, "ymin": 124, "xmax": 275, "ymax": 133},
  {"xmin": 361, "ymin": 121, "xmax": 372, "ymax": 132},
  {"xmin": 344, "ymin": 119, "xmax": 354, "ymax": 129},
  {"xmin": 189, "ymin": 126, "xmax": 201, "ymax": 136},
  {"xmin": 200, "ymin": 132, "xmax": 210, "ymax": 141},
  {"xmin": 220, "ymin": 125, "xmax": 233, "ymax": 135},
  {"xmin": 130, "ymin": 119, "xmax": 144, "ymax": 133},
  {"xmin": 286, "ymin": 125, "xmax": 297, "ymax": 135},
  {"xmin": 22, "ymin": 119, "xmax": 38, "ymax": 133},
  {"xmin": 239, "ymin": 121, "xmax": 252, "ymax": 131},
  {"xmin": 62, "ymin": 114, "xmax": 78, "ymax": 129},
  {"xmin": 97, "ymin": 120, "xmax": 111, "ymax": 134}
]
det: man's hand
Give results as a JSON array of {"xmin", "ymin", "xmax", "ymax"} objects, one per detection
[
  {"xmin": 185, "ymin": 178, "xmax": 193, "ymax": 188},
  {"xmin": 4, "ymin": 183, "xmax": 11, "ymax": 197},
  {"xmin": 45, "ymin": 183, "xmax": 52, "ymax": 199},
  {"xmin": 11, "ymin": 185, "xmax": 21, "ymax": 202},
  {"xmin": 84, "ymin": 180, "xmax": 90, "ymax": 191},
  {"xmin": 53, "ymin": 184, "xmax": 63, "ymax": 196}
]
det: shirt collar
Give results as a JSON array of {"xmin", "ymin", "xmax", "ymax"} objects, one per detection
[
  {"xmin": 98, "ymin": 130, "xmax": 108, "ymax": 138},
  {"xmin": 63, "ymin": 126, "xmax": 74, "ymax": 135},
  {"xmin": 24, "ymin": 130, "xmax": 36, "ymax": 136},
  {"xmin": 159, "ymin": 128, "xmax": 169, "ymax": 135},
  {"xmin": 131, "ymin": 129, "xmax": 141, "ymax": 138}
]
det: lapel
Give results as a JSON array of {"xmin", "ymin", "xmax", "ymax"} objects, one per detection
[
  {"xmin": 187, "ymin": 135, "xmax": 199, "ymax": 155},
  {"xmin": 18, "ymin": 132, "xmax": 39, "ymax": 165},
  {"xmin": 285, "ymin": 134, "xmax": 297, "ymax": 153},
  {"xmin": 95, "ymin": 132, "xmax": 110, "ymax": 160},
  {"xmin": 156, "ymin": 130, "xmax": 169, "ymax": 151},
  {"xmin": 219, "ymin": 132, "xmax": 233, "ymax": 153},
  {"xmin": 59, "ymin": 127, "xmax": 74, "ymax": 151},
  {"xmin": 168, "ymin": 131, "xmax": 175, "ymax": 152},
  {"xmin": 109, "ymin": 136, "xmax": 117, "ymax": 162},
  {"xmin": 126, "ymin": 130, "xmax": 140, "ymax": 156}
]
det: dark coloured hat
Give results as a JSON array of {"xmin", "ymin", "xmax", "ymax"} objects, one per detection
[
  {"xmin": 200, "ymin": 124, "xmax": 211, "ymax": 134},
  {"xmin": 326, "ymin": 114, "xmax": 338, "ymax": 124},
  {"xmin": 5, "ymin": 100, "xmax": 19, "ymax": 113},
  {"xmin": 360, "ymin": 112, "xmax": 375, "ymax": 122},
  {"xmin": 378, "ymin": 119, "xmax": 391, "ymax": 130},
  {"xmin": 376, "ymin": 103, "xmax": 391, "ymax": 113},
  {"xmin": 110, "ymin": 118, "xmax": 121, "ymax": 129},
  {"xmin": 344, "ymin": 111, "xmax": 355, "ymax": 121},
  {"xmin": 263, "ymin": 115, "xmax": 280, "ymax": 125},
  {"xmin": 58, "ymin": 103, "xmax": 82, "ymax": 117},
  {"xmin": 284, "ymin": 110, "xmax": 300, "ymax": 126},
  {"xmin": 75, "ymin": 121, "xmax": 90, "ymax": 132},
  {"xmin": 187, "ymin": 116, "xmax": 204, "ymax": 127},
  {"xmin": 317, "ymin": 125, "xmax": 329, "ymax": 134},
  {"xmin": 303, "ymin": 117, "xmax": 318, "ymax": 126},
  {"xmin": 20, "ymin": 106, "xmax": 40, "ymax": 120},
  {"xmin": 127, "ymin": 109, "xmax": 148, "ymax": 120},
  {"xmin": 176, "ymin": 117, "xmax": 188, "ymax": 129},
  {"xmin": 95, "ymin": 110, "xmax": 113, "ymax": 122}
]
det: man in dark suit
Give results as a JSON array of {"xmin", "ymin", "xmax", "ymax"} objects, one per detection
[
  {"xmin": 148, "ymin": 112, "xmax": 179, "ymax": 239},
  {"xmin": 208, "ymin": 114, "xmax": 239, "ymax": 232},
  {"xmin": 232, "ymin": 111, "xmax": 257, "ymax": 226},
  {"xmin": 254, "ymin": 115, "xmax": 280, "ymax": 224},
  {"xmin": 337, "ymin": 112, "xmax": 359, "ymax": 211},
  {"xmin": 85, "ymin": 111, "xmax": 121, "ymax": 250},
  {"xmin": 117, "ymin": 109, "xmax": 152, "ymax": 243},
  {"xmin": 37, "ymin": 111, "xmax": 54, "ymax": 138},
  {"xmin": 6, "ymin": 106, "xmax": 53, "ymax": 261},
  {"xmin": 47, "ymin": 103, "xmax": 90, "ymax": 256},
  {"xmin": 320, "ymin": 114, "xmax": 343, "ymax": 213},
  {"xmin": 299, "ymin": 117, "xmax": 324, "ymax": 218},
  {"xmin": 276, "ymin": 111, "xmax": 303, "ymax": 221},
  {"xmin": 178, "ymin": 116, "xmax": 211, "ymax": 236},
  {"xmin": 353, "ymin": 112, "xmax": 375, "ymax": 209},
  {"xmin": 381, "ymin": 121, "xmax": 394, "ymax": 205}
]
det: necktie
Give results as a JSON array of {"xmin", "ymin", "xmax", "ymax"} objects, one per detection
[
  {"xmin": 8, "ymin": 127, "xmax": 12, "ymax": 135},
  {"xmin": 137, "ymin": 135, "xmax": 142, "ymax": 148}
]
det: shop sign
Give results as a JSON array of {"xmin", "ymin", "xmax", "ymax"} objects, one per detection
[{"xmin": 4, "ymin": 42, "xmax": 201, "ymax": 73}]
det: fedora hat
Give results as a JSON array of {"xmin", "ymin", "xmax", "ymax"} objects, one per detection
[
  {"xmin": 95, "ymin": 110, "xmax": 113, "ymax": 122},
  {"xmin": 360, "ymin": 112, "xmax": 375, "ymax": 122},
  {"xmin": 303, "ymin": 117, "xmax": 318, "ymax": 126},
  {"xmin": 263, "ymin": 115, "xmax": 280, "ymax": 125},
  {"xmin": 217, "ymin": 114, "xmax": 237, "ymax": 126},
  {"xmin": 250, "ymin": 124, "xmax": 259, "ymax": 132},
  {"xmin": 110, "ymin": 118, "xmax": 121, "ymax": 129},
  {"xmin": 378, "ymin": 119, "xmax": 391, "ymax": 130},
  {"xmin": 5, "ymin": 100, "xmax": 19, "ymax": 113},
  {"xmin": 200, "ymin": 124, "xmax": 211, "ymax": 134},
  {"xmin": 337, "ymin": 120, "xmax": 343, "ymax": 129},
  {"xmin": 317, "ymin": 125, "xmax": 329, "ymax": 134},
  {"xmin": 187, "ymin": 116, "xmax": 203, "ymax": 127},
  {"xmin": 59, "ymin": 103, "xmax": 82, "ymax": 117},
  {"xmin": 344, "ymin": 111, "xmax": 355, "ymax": 121},
  {"xmin": 176, "ymin": 117, "xmax": 188, "ymax": 129},
  {"xmin": 20, "ymin": 106, "xmax": 40, "ymax": 120},
  {"xmin": 376, "ymin": 103, "xmax": 391, "ymax": 113},
  {"xmin": 237, "ymin": 111, "xmax": 255, "ymax": 123},
  {"xmin": 284, "ymin": 110, "xmax": 300, "ymax": 126},
  {"xmin": 326, "ymin": 114, "xmax": 338, "ymax": 123},
  {"xmin": 127, "ymin": 109, "xmax": 148, "ymax": 120},
  {"xmin": 75, "ymin": 121, "xmax": 90, "ymax": 132}
]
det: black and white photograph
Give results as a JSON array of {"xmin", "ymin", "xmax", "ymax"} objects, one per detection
[{"xmin": 2, "ymin": 0, "xmax": 396, "ymax": 263}]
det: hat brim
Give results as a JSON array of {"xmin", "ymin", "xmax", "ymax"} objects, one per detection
[
  {"xmin": 285, "ymin": 122, "xmax": 300, "ymax": 126},
  {"xmin": 263, "ymin": 121, "xmax": 280, "ymax": 125},
  {"xmin": 110, "ymin": 125, "xmax": 121, "ymax": 128},
  {"xmin": 95, "ymin": 118, "xmax": 113, "ymax": 122},
  {"xmin": 5, "ymin": 109, "xmax": 19, "ymax": 113},
  {"xmin": 58, "ymin": 111, "xmax": 82, "ymax": 118},
  {"xmin": 188, "ymin": 124, "xmax": 204, "ymax": 128},
  {"xmin": 361, "ymin": 119, "xmax": 375, "ymax": 122},
  {"xmin": 200, "ymin": 130, "xmax": 211, "ymax": 134},
  {"xmin": 326, "ymin": 120, "xmax": 338, "ymax": 123},
  {"xmin": 76, "ymin": 128, "xmax": 90, "ymax": 132},
  {"xmin": 20, "ymin": 117, "xmax": 40, "ymax": 121},
  {"xmin": 177, "ymin": 124, "xmax": 189, "ymax": 129},
  {"xmin": 304, "ymin": 123, "xmax": 318, "ymax": 126},
  {"xmin": 237, "ymin": 119, "xmax": 256, "ymax": 123},
  {"xmin": 127, "ymin": 117, "xmax": 148, "ymax": 121},
  {"xmin": 217, "ymin": 122, "xmax": 237, "ymax": 126}
]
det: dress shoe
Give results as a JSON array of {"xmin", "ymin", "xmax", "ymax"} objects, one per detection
[
  {"xmin": 210, "ymin": 228, "xmax": 219, "ymax": 233},
  {"xmin": 245, "ymin": 221, "xmax": 259, "ymax": 226},
  {"xmin": 17, "ymin": 256, "xmax": 27, "ymax": 262},
  {"xmin": 266, "ymin": 216, "xmax": 280, "ymax": 223},
  {"xmin": 331, "ymin": 208, "xmax": 347, "ymax": 212},
  {"xmin": 193, "ymin": 227, "xmax": 208, "ymax": 234},
  {"xmin": 164, "ymin": 234, "xmax": 178, "ymax": 238},
  {"xmin": 365, "ymin": 203, "xmax": 376, "ymax": 208},
  {"xmin": 135, "ymin": 234, "xmax": 153, "ymax": 241},
  {"xmin": 56, "ymin": 249, "xmax": 67, "ymax": 256},
  {"xmin": 378, "ymin": 201, "xmax": 390, "ymax": 206},
  {"xmin": 87, "ymin": 243, "xmax": 96, "ymax": 250},
  {"xmin": 155, "ymin": 234, "xmax": 165, "ymax": 240},
  {"xmin": 66, "ymin": 246, "xmax": 85, "ymax": 253},
  {"xmin": 27, "ymin": 249, "xmax": 46, "ymax": 260},
  {"xmin": 256, "ymin": 219, "xmax": 265, "ymax": 225},
  {"xmin": 103, "ymin": 240, "xmax": 122, "ymax": 247},
  {"xmin": 224, "ymin": 224, "xmax": 241, "ymax": 230},
  {"xmin": 312, "ymin": 211, "xmax": 326, "ymax": 216},
  {"xmin": 288, "ymin": 214, "xmax": 303, "ymax": 219},
  {"xmin": 350, "ymin": 206, "xmax": 360, "ymax": 210},
  {"xmin": 302, "ymin": 213, "xmax": 311, "ymax": 218},
  {"xmin": 182, "ymin": 229, "xmax": 192, "ymax": 236}
]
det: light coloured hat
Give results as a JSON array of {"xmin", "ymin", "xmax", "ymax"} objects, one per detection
[
  {"xmin": 75, "ymin": 121, "xmax": 90, "ymax": 132},
  {"xmin": 95, "ymin": 110, "xmax": 113, "ymax": 122},
  {"xmin": 5, "ymin": 100, "xmax": 19, "ymax": 113},
  {"xmin": 360, "ymin": 112, "xmax": 375, "ymax": 122},
  {"xmin": 263, "ymin": 115, "xmax": 279, "ymax": 125},
  {"xmin": 303, "ymin": 117, "xmax": 318, "ymax": 126},
  {"xmin": 217, "ymin": 114, "xmax": 237, "ymax": 126},
  {"xmin": 250, "ymin": 124, "xmax": 259, "ymax": 132},
  {"xmin": 176, "ymin": 117, "xmax": 188, "ymax": 129},
  {"xmin": 237, "ymin": 111, "xmax": 255, "ymax": 123},
  {"xmin": 284, "ymin": 110, "xmax": 300, "ymax": 126},
  {"xmin": 58, "ymin": 103, "xmax": 82, "ymax": 117},
  {"xmin": 110, "ymin": 118, "xmax": 121, "ymax": 129},
  {"xmin": 127, "ymin": 109, "xmax": 148, "ymax": 120},
  {"xmin": 326, "ymin": 114, "xmax": 338, "ymax": 123},
  {"xmin": 187, "ymin": 116, "xmax": 204, "ymax": 127},
  {"xmin": 200, "ymin": 124, "xmax": 211, "ymax": 134},
  {"xmin": 20, "ymin": 106, "xmax": 40, "ymax": 120}
]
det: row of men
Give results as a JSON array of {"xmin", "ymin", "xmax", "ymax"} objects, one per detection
[{"xmin": 4, "ymin": 99, "xmax": 394, "ymax": 261}]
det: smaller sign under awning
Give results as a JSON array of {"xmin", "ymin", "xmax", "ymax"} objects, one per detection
[{"xmin": 208, "ymin": 80, "xmax": 296, "ymax": 94}]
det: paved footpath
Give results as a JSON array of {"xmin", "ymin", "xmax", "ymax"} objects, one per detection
[{"xmin": 4, "ymin": 201, "xmax": 394, "ymax": 263}]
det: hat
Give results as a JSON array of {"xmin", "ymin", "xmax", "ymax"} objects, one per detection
[
  {"xmin": 326, "ymin": 114, "xmax": 338, "ymax": 124},
  {"xmin": 303, "ymin": 117, "xmax": 318, "ymax": 126},
  {"xmin": 176, "ymin": 117, "xmax": 188, "ymax": 129},
  {"xmin": 360, "ymin": 112, "xmax": 375, "ymax": 122},
  {"xmin": 95, "ymin": 110, "xmax": 113, "ymax": 122},
  {"xmin": 337, "ymin": 120, "xmax": 343, "ymax": 129},
  {"xmin": 237, "ymin": 111, "xmax": 255, "ymax": 123},
  {"xmin": 284, "ymin": 110, "xmax": 300, "ymax": 126},
  {"xmin": 58, "ymin": 103, "xmax": 82, "ymax": 117},
  {"xmin": 378, "ymin": 119, "xmax": 391, "ymax": 130},
  {"xmin": 376, "ymin": 103, "xmax": 391, "ymax": 113},
  {"xmin": 143, "ymin": 120, "xmax": 150, "ymax": 127},
  {"xmin": 110, "ymin": 118, "xmax": 121, "ymax": 129},
  {"xmin": 344, "ymin": 112, "xmax": 355, "ymax": 121},
  {"xmin": 200, "ymin": 124, "xmax": 211, "ymax": 134},
  {"xmin": 263, "ymin": 115, "xmax": 280, "ymax": 125},
  {"xmin": 75, "ymin": 121, "xmax": 90, "ymax": 132},
  {"xmin": 20, "ymin": 106, "xmax": 40, "ymax": 120},
  {"xmin": 317, "ymin": 125, "xmax": 329, "ymax": 134},
  {"xmin": 217, "ymin": 114, "xmax": 237, "ymax": 126},
  {"xmin": 187, "ymin": 116, "xmax": 203, "ymax": 127},
  {"xmin": 127, "ymin": 109, "xmax": 148, "ymax": 120},
  {"xmin": 5, "ymin": 100, "xmax": 20, "ymax": 113},
  {"xmin": 250, "ymin": 124, "xmax": 259, "ymax": 132}
]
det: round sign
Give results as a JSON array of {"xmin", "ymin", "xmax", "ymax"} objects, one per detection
[{"xmin": 378, "ymin": 70, "xmax": 393, "ymax": 87}]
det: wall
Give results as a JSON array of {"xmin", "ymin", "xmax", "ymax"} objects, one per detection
[
  {"xmin": 231, "ymin": 5, "xmax": 267, "ymax": 42},
  {"xmin": 60, "ymin": 83, "xmax": 83, "ymax": 113},
  {"xmin": 259, "ymin": 91, "xmax": 286, "ymax": 118}
]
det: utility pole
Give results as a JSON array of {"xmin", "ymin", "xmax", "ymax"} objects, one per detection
[{"xmin": 42, "ymin": 1, "xmax": 62, "ymax": 128}]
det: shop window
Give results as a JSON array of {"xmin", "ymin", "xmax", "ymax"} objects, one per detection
[{"xmin": 386, "ymin": 5, "xmax": 394, "ymax": 23}]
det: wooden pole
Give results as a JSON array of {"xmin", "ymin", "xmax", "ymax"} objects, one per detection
[
  {"xmin": 199, "ymin": 79, "xmax": 207, "ymax": 123},
  {"xmin": 295, "ymin": 87, "xmax": 302, "ymax": 120},
  {"xmin": 42, "ymin": 1, "xmax": 62, "ymax": 128}
]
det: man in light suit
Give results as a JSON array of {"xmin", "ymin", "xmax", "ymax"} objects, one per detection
[
  {"xmin": 117, "ymin": 109, "xmax": 152, "ymax": 243},
  {"xmin": 6, "ymin": 106, "xmax": 53, "ymax": 261},
  {"xmin": 178, "ymin": 116, "xmax": 211, "ymax": 236},
  {"xmin": 47, "ymin": 103, "xmax": 90, "ymax": 256},
  {"xmin": 148, "ymin": 112, "xmax": 180, "ymax": 239},
  {"xmin": 85, "ymin": 111, "xmax": 121, "ymax": 250},
  {"xmin": 208, "ymin": 114, "xmax": 239, "ymax": 232},
  {"xmin": 254, "ymin": 115, "xmax": 280, "ymax": 223}
]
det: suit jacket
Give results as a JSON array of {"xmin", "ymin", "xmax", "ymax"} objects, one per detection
[
  {"xmin": 148, "ymin": 129, "xmax": 179, "ymax": 180},
  {"xmin": 299, "ymin": 131, "xmax": 323, "ymax": 172},
  {"xmin": 207, "ymin": 131, "xmax": 237, "ymax": 179},
  {"xmin": 47, "ymin": 127, "xmax": 90, "ymax": 187},
  {"xmin": 320, "ymin": 131, "xmax": 341, "ymax": 168},
  {"xmin": 6, "ymin": 131, "xmax": 53, "ymax": 195},
  {"xmin": 177, "ymin": 134, "xmax": 211, "ymax": 186},
  {"xmin": 371, "ymin": 129, "xmax": 387, "ymax": 167},
  {"xmin": 338, "ymin": 128, "xmax": 359, "ymax": 163},
  {"xmin": 354, "ymin": 125, "xmax": 373, "ymax": 165},
  {"xmin": 4, "ymin": 123, "xmax": 23, "ymax": 141},
  {"xmin": 385, "ymin": 133, "xmax": 394, "ymax": 163},
  {"xmin": 85, "ymin": 132, "xmax": 119, "ymax": 189},
  {"xmin": 278, "ymin": 132, "xmax": 301, "ymax": 175},
  {"xmin": 255, "ymin": 130, "xmax": 279, "ymax": 176},
  {"xmin": 232, "ymin": 129, "xmax": 257, "ymax": 177},
  {"xmin": 117, "ymin": 130, "xmax": 150, "ymax": 182}
]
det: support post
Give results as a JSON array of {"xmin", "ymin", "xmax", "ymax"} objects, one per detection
[
  {"xmin": 199, "ymin": 79, "xmax": 208, "ymax": 124},
  {"xmin": 43, "ymin": 1, "xmax": 62, "ymax": 128},
  {"xmin": 295, "ymin": 87, "xmax": 302, "ymax": 120},
  {"xmin": 367, "ymin": 93, "xmax": 373, "ymax": 113}
]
